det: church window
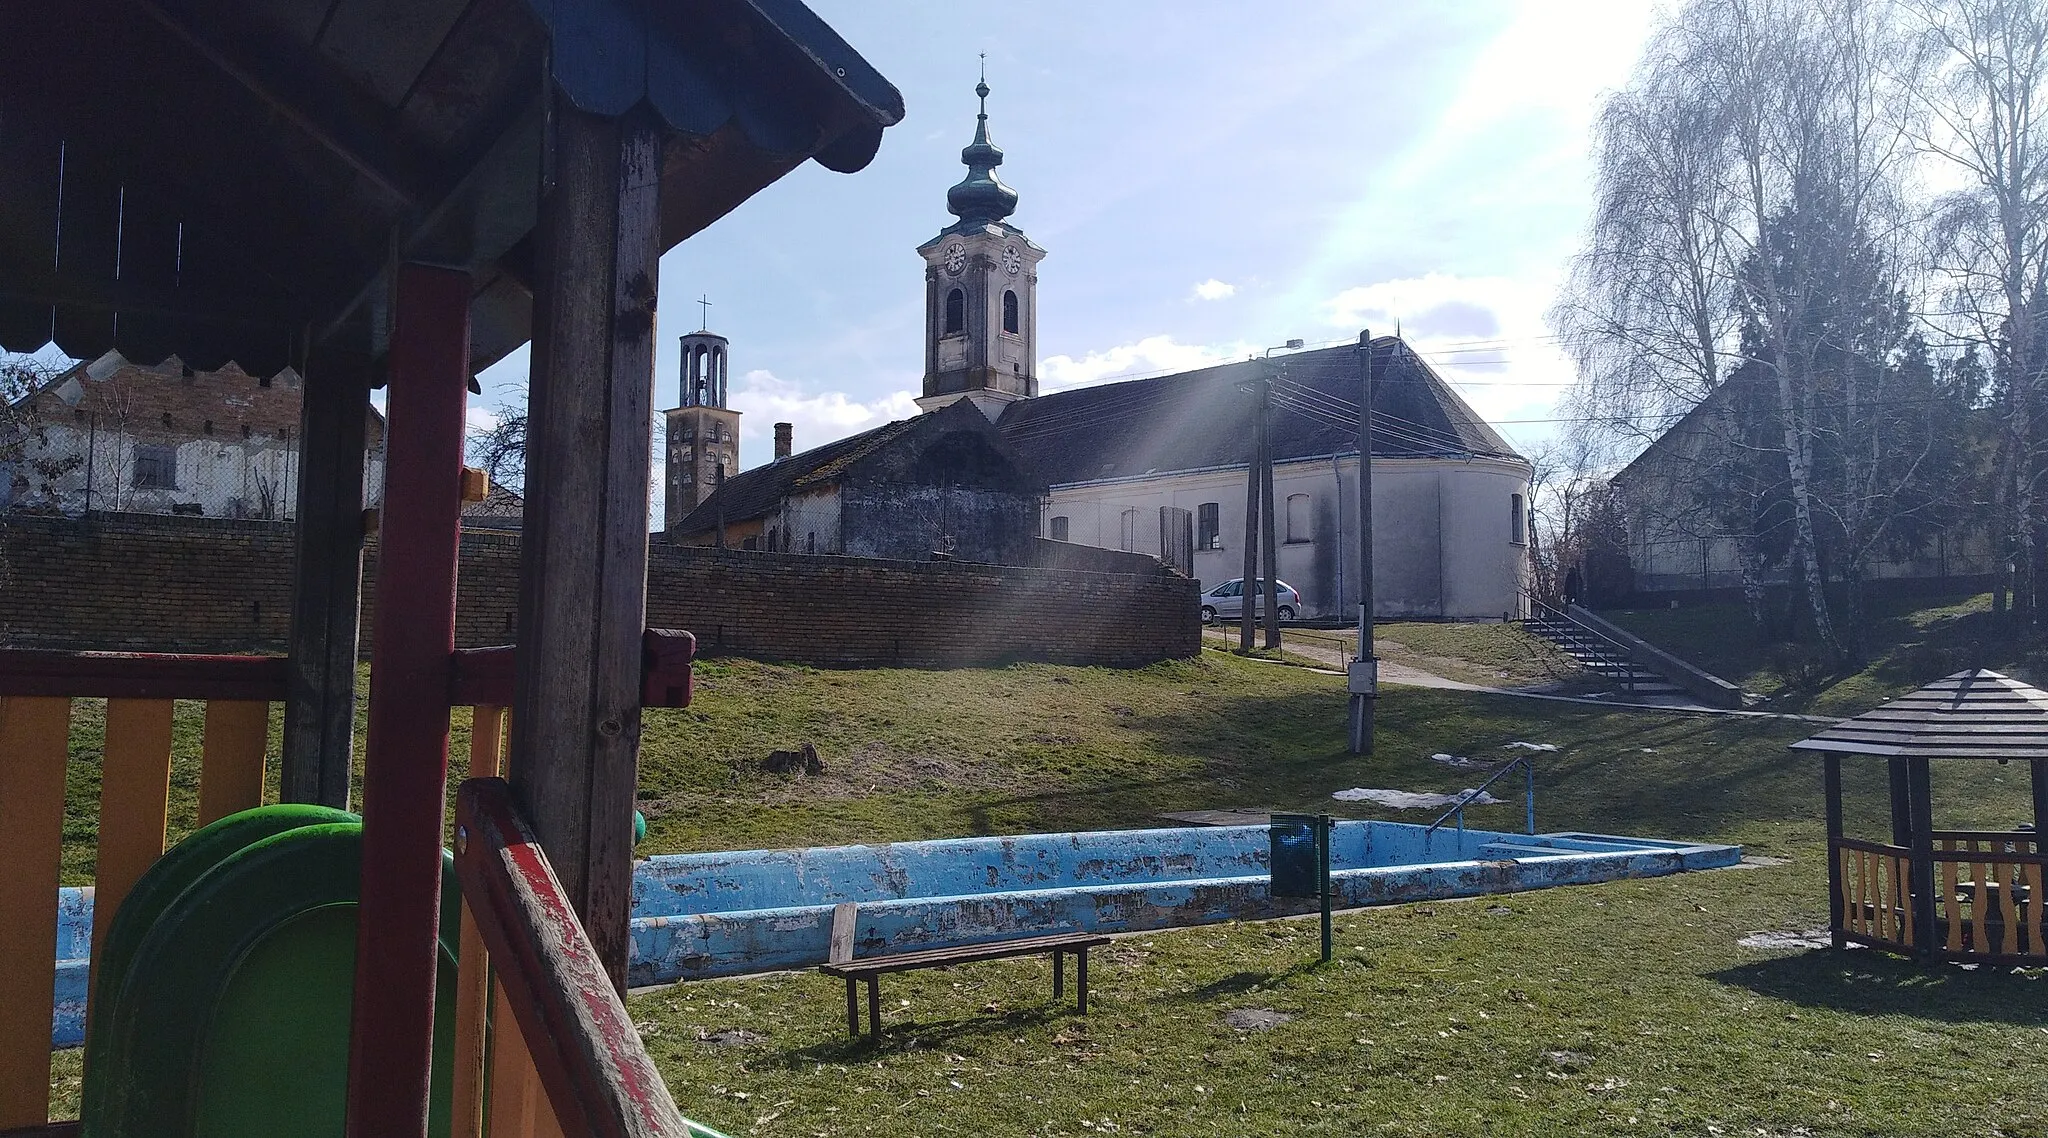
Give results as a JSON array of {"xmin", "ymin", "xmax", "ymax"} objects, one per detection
[
  {"xmin": 1286, "ymin": 494, "xmax": 1312, "ymax": 544},
  {"xmin": 1119, "ymin": 508, "xmax": 1140, "ymax": 552},
  {"xmin": 944, "ymin": 288, "xmax": 966, "ymax": 335},
  {"xmin": 1197, "ymin": 502, "xmax": 1221, "ymax": 550},
  {"xmin": 679, "ymin": 466, "xmax": 692, "ymax": 485},
  {"xmin": 1510, "ymin": 493, "xmax": 1527, "ymax": 546},
  {"xmin": 133, "ymin": 444, "xmax": 177, "ymax": 489},
  {"xmin": 807, "ymin": 531, "xmax": 817, "ymax": 554},
  {"xmin": 1002, "ymin": 290, "xmax": 1019, "ymax": 334},
  {"xmin": 1049, "ymin": 515, "xmax": 1070, "ymax": 541}
]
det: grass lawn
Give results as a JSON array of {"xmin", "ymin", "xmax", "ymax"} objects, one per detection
[
  {"xmin": 43, "ymin": 652, "xmax": 2047, "ymax": 1134},
  {"xmin": 621, "ymin": 656, "xmax": 2042, "ymax": 1137},
  {"xmin": 1603, "ymin": 591, "xmax": 2048, "ymax": 717}
]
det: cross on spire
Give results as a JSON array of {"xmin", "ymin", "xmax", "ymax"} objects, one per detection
[{"xmin": 696, "ymin": 294, "xmax": 712, "ymax": 331}]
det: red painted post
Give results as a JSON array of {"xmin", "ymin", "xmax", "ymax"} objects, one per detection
[{"xmin": 345, "ymin": 263, "xmax": 471, "ymax": 1138}]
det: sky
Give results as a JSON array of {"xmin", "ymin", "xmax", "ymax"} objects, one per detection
[{"xmin": 469, "ymin": 0, "xmax": 1659, "ymax": 474}]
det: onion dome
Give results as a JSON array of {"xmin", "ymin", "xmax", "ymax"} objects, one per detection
[{"xmin": 945, "ymin": 75, "xmax": 1019, "ymax": 227}]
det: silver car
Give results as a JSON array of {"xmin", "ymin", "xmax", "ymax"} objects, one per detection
[{"xmin": 1200, "ymin": 577, "xmax": 1301, "ymax": 624}]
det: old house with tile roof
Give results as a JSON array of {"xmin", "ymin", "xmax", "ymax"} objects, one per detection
[
  {"xmin": 3, "ymin": 352, "xmax": 385, "ymax": 519},
  {"xmin": 668, "ymin": 397, "xmax": 1041, "ymax": 561}
]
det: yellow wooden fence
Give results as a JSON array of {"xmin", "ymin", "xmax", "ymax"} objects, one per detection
[{"xmin": 0, "ymin": 673, "xmax": 556, "ymax": 1134}]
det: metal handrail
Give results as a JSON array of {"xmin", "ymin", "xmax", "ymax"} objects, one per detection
[
  {"xmin": 1526, "ymin": 596, "xmax": 1637, "ymax": 694},
  {"xmin": 1425, "ymin": 755, "xmax": 1537, "ymax": 837}
]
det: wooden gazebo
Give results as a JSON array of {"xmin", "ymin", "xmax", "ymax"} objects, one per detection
[
  {"xmin": 0, "ymin": 2, "xmax": 901, "ymax": 1134},
  {"xmin": 1791, "ymin": 669, "xmax": 2048, "ymax": 965}
]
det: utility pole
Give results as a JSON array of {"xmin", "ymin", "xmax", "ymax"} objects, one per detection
[
  {"xmin": 1242, "ymin": 340, "xmax": 1300, "ymax": 653},
  {"xmin": 1239, "ymin": 403, "xmax": 1261, "ymax": 652},
  {"xmin": 1349, "ymin": 330, "xmax": 1381, "ymax": 754},
  {"xmin": 1258, "ymin": 367, "xmax": 1280, "ymax": 650}
]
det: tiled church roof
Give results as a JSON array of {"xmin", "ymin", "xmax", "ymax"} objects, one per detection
[{"xmin": 994, "ymin": 337, "xmax": 1521, "ymax": 487}]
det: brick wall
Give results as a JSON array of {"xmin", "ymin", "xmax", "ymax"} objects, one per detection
[
  {"xmin": 0, "ymin": 513, "xmax": 297, "ymax": 652},
  {"xmin": 1, "ymin": 513, "xmax": 1200, "ymax": 666}
]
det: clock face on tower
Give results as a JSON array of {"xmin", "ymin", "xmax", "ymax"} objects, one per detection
[
  {"xmin": 1002, "ymin": 246, "xmax": 1022, "ymax": 276},
  {"xmin": 943, "ymin": 244, "xmax": 965, "ymax": 276}
]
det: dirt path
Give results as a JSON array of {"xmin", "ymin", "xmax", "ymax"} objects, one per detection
[{"xmin": 1199, "ymin": 627, "xmax": 1836, "ymax": 723}]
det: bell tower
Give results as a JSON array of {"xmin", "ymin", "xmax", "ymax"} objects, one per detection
[
  {"xmin": 663, "ymin": 324, "xmax": 741, "ymax": 532},
  {"xmin": 916, "ymin": 68, "xmax": 1046, "ymax": 421}
]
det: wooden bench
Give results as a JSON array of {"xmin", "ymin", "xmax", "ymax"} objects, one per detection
[{"xmin": 817, "ymin": 903, "xmax": 1109, "ymax": 1041}]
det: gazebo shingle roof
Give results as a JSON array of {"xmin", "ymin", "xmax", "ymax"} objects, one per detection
[{"xmin": 1789, "ymin": 669, "xmax": 2048, "ymax": 760}]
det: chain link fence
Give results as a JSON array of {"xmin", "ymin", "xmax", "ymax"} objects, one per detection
[{"xmin": 3, "ymin": 419, "xmax": 318, "ymax": 521}]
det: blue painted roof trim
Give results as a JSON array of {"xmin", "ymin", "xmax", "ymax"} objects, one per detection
[{"xmin": 521, "ymin": 0, "xmax": 904, "ymax": 170}]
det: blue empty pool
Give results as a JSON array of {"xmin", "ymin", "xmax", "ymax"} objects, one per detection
[
  {"xmin": 625, "ymin": 820, "xmax": 1740, "ymax": 986},
  {"xmin": 49, "ymin": 819, "xmax": 1737, "ymax": 1044}
]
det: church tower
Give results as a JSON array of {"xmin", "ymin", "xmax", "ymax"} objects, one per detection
[
  {"xmin": 915, "ymin": 71, "xmax": 1046, "ymax": 420},
  {"xmin": 663, "ymin": 328, "xmax": 741, "ymax": 532}
]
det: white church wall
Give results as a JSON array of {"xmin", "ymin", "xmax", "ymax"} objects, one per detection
[{"xmin": 1043, "ymin": 454, "xmax": 1531, "ymax": 621}]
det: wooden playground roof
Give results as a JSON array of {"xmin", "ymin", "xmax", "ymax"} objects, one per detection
[
  {"xmin": 0, "ymin": 0, "xmax": 902, "ymax": 378},
  {"xmin": 1790, "ymin": 669, "xmax": 2048, "ymax": 760}
]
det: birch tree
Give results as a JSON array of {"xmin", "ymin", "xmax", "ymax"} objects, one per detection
[
  {"xmin": 1909, "ymin": 0, "xmax": 2048, "ymax": 620},
  {"xmin": 1559, "ymin": 0, "xmax": 1934, "ymax": 662}
]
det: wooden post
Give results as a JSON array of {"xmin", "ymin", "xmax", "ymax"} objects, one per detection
[
  {"xmin": 0, "ymin": 697, "xmax": 70, "ymax": 1129},
  {"xmin": 1349, "ymin": 333, "xmax": 1380, "ymax": 754},
  {"xmin": 1823, "ymin": 754, "xmax": 1845, "ymax": 949},
  {"xmin": 344, "ymin": 262, "xmax": 471, "ymax": 1138},
  {"xmin": 1906, "ymin": 756, "xmax": 1938, "ymax": 955},
  {"xmin": 1887, "ymin": 756, "xmax": 1912, "ymax": 847},
  {"xmin": 511, "ymin": 97, "xmax": 662, "ymax": 993},
  {"xmin": 2032, "ymin": 759, "xmax": 2047, "ymax": 840},
  {"xmin": 197, "ymin": 700, "xmax": 271, "ymax": 826},
  {"xmin": 1258, "ymin": 370, "xmax": 1280, "ymax": 650},
  {"xmin": 91, "ymin": 700, "xmax": 175, "ymax": 989},
  {"xmin": 1239, "ymin": 425, "xmax": 1259, "ymax": 652},
  {"xmin": 282, "ymin": 352, "xmax": 372, "ymax": 809},
  {"xmin": 452, "ymin": 706, "xmax": 507, "ymax": 1138}
]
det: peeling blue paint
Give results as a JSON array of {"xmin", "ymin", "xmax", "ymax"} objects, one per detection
[
  {"xmin": 620, "ymin": 823, "xmax": 1738, "ymax": 988},
  {"xmin": 53, "ymin": 887, "xmax": 92, "ymax": 1048},
  {"xmin": 49, "ymin": 822, "xmax": 1737, "ymax": 1048}
]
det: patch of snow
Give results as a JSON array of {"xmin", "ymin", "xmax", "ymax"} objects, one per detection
[
  {"xmin": 1331, "ymin": 788, "xmax": 1506, "ymax": 809},
  {"xmin": 1737, "ymin": 929, "xmax": 1831, "ymax": 950},
  {"xmin": 1222, "ymin": 1008, "xmax": 1294, "ymax": 1031},
  {"xmin": 1430, "ymin": 752, "xmax": 1493, "ymax": 770},
  {"xmin": 1502, "ymin": 741, "xmax": 1558, "ymax": 752}
]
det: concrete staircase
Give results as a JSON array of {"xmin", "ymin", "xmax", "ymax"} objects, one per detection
[{"xmin": 1522, "ymin": 613, "xmax": 1690, "ymax": 700}]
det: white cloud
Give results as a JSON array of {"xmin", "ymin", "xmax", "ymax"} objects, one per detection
[
  {"xmin": 1039, "ymin": 335, "xmax": 1255, "ymax": 392},
  {"xmin": 1321, "ymin": 272, "xmax": 1575, "ymax": 438},
  {"xmin": 725, "ymin": 368, "xmax": 919, "ymax": 467},
  {"xmin": 1190, "ymin": 278, "xmax": 1237, "ymax": 302}
]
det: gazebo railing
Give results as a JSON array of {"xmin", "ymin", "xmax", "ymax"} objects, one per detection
[
  {"xmin": 1833, "ymin": 837, "xmax": 1915, "ymax": 953},
  {"xmin": 1933, "ymin": 830, "xmax": 2038, "ymax": 855},
  {"xmin": 1831, "ymin": 832, "xmax": 2046, "ymax": 963},
  {"xmin": 1932, "ymin": 836, "xmax": 2045, "ymax": 963}
]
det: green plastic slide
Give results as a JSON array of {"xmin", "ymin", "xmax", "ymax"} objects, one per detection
[{"xmin": 81, "ymin": 805, "xmax": 460, "ymax": 1138}]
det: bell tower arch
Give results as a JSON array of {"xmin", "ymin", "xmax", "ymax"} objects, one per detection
[
  {"xmin": 662, "ymin": 326, "xmax": 741, "ymax": 531},
  {"xmin": 916, "ymin": 70, "xmax": 1045, "ymax": 421}
]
